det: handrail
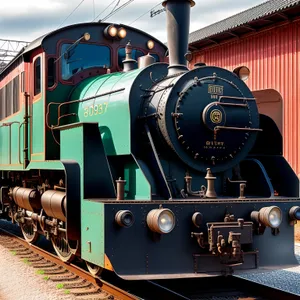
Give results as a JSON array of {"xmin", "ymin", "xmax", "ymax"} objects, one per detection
[
  {"xmin": 46, "ymin": 88, "xmax": 125, "ymax": 129},
  {"xmin": 214, "ymin": 126, "xmax": 262, "ymax": 132}
]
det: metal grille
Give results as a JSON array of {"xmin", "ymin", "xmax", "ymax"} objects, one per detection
[{"xmin": 0, "ymin": 39, "xmax": 29, "ymax": 73}]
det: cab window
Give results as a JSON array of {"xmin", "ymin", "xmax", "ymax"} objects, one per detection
[
  {"xmin": 34, "ymin": 57, "xmax": 41, "ymax": 95},
  {"xmin": 47, "ymin": 58, "xmax": 56, "ymax": 88},
  {"xmin": 118, "ymin": 48, "xmax": 160, "ymax": 68},
  {"xmin": 150, "ymin": 53, "xmax": 160, "ymax": 63},
  {"xmin": 61, "ymin": 43, "xmax": 111, "ymax": 80}
]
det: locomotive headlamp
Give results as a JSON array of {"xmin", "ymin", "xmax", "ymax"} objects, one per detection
[
  {"xmin": 104, "ymin": 25, "xmax": 118, "ymax": 38},
  {"xmin": 118, "ymin": 28, "xmax": 127, "ymax": 39},
  {"xmin": 289, "ymin": 206, "xmax": 300, "ymax": 221},
  {"xmin": 147, "ymin": 208, "xmax": 175, "ymax": 234},
  {"xmin": 233, "ymin": 66, "xmax": 250, "ymax": 81},
  {"xmin": 115, "ymin": 210, "xmax": 135, "ymax": 228},
  {"xmin": 83, "ymin": 32, "xmax": 91, "ymax": 41},
  {"xmin": 147, "ymin": 40, "xmax": 155, "ymax": 50},
  {"xmin": 251, "ymin": 206, "xmax": 282, "ymax": 228}
]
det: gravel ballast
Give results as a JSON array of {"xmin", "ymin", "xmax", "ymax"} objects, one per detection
[
  {"xmin": 237, "ymin": 245, "xmax": 300, "ymax": 296},
  {"xmin": 0, "ymin": 242, "xmax": 75, "ymax": 300}
]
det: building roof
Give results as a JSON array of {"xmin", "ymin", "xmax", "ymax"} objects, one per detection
[{"xmin": 189, "ymin": 0, "xmax": 300, "ymax": 48}]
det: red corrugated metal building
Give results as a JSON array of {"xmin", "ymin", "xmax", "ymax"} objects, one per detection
[{"xmin": 188, "ymin": 0, "xmax": 300, "ymax": 175}]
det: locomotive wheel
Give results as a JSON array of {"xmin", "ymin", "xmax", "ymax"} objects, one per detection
[
  {"xmin": 20, "ymin": 220, "xmax": 39, "ymax": 244},
  {"xmin": 51, "ymin": 232, "xmax": 78, "ymax": 263},
  {"xmin": 86, "ymin": 261, "xmax": 103, "ymax": 277}
]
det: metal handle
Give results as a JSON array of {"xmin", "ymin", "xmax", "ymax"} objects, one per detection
[
  {"xmin": 218, "ymin": 102, "xmax": 248, "ymax": 108},
  {"xmin": 214, "ymin": 126, "xmax": 262, "ymax": 132}
]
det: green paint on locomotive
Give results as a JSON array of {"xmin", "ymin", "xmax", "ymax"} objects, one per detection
[
  {"xmin": 0, "ymin": 96, "xmax": 46, "ymax": 169},
  {"xmin": 71, "ymin": 70, "xmax": 142, "ymax": 156},
  {"xmin": 60, "ymin": 123, "xmax": 106, "ymax": 266},
  {"xmin": 31, "ymin": 100, "xmax": 45, "ymax": 159},
  {"xmin": 0, "ymin": 107, "xmax": 23, "ymax": 168},
  {"xmin": 124, "ymin": 161, "xmax": 151, "ymax": 200},
  {"xmin": 80, "ymin": 200, "xmax": 105, "ymax": 266},
  {"xmin": 54, "ymin": 67, "xmax": 160, "ymax": 264},
  {"xmin": 67, "ymin": 63, "xmax": 169, "ymax": 201}
]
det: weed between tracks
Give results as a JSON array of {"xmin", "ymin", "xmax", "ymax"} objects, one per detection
[
  {"xmin": 0, "ymin": 230, "xmax": 123, "ymax": 299},
  {"xmin": 23, "ymin": 258, "xmax": 31, "ymax": 265}
]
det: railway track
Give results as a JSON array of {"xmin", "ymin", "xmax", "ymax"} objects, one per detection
[
  {"xmin": 0, "ymin": 225, "xmax": 139, "ymax": 300},
  {"xmin": 0, "ymin": 220, "xmax": 299, "ymax": 300}
]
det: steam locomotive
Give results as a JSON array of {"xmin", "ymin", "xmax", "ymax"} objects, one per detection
[{"xmin": 1, "ymin": 0, "xmax": 300, "ymax": 279}]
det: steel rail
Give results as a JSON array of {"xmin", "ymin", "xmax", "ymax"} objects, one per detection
[{"xmin": 0, "ymin": 227, "xmax": 139, "ymax": 300}]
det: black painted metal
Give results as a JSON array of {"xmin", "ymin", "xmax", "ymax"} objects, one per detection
[
  {"xmin": 82, "ymin": 123, "xmax": 116, "ymax": 199},
  {"xmin": 145, "ymin": 66, "xmax": 260, "ymax": 174},
  {"xmin": 163, "ymin": 0, "xmax": 194, "ymax": 75},
  {"xmin": 144, "ymin": 123, "xmax": 172, "ymax": 200},
  {"xmin": 104, "ymin": 199, "xmax": 300, "ymax": 278},
  {"xmin": 61, "ymin": 160, "xmax": 81, "ymax": 241},
  {"xmin": 23, "ymin": 92, "xmax": 30, "ymax": 168}
]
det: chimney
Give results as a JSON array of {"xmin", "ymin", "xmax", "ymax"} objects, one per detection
[
  {"xmin": 162, "ymin": 0, "xmax": 195, "ymax": 75},
  {"xmin": 122, "ymin": 42, "xmax": 137, "ymax": 72}
]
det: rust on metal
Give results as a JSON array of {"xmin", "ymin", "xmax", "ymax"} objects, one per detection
[
  {"xmin": 205, "ymin": 168, "xmax": 217, "ymax": 198},
  {"xmin": 41, "ymin": 190, "xmax": 66, "ymax": 221},
  {"xmin": 184, "ymin": 174, "xmax": 207, "ymax": 198},
  {"xmin": 191, "ymin": 232, "xmax": 205, "ymax": 248},
  {"xmin": 116, "ymin": 177, "xmax": 126, "ymax": 200},
  {"xmin": 228, "ymin": 231, "xmax": 242, "ymax": 259},
  {"xmin": 12, "ymin": 187, "xmax": 41, "ymax": 212},
  {"xmin": 239, "ymin": 183, "xmax": 246, "ymax": 199},
  {"xmin": 104, "ymin": 254, "xmax": 114, "ymax": 271}
]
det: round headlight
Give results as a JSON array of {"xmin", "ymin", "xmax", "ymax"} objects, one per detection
[
  {"xmin": 83, "ymin": 32, "xmax": 91, "ymax": 41},
  {"xmin": 118, "ymin": 28, "xmax": 127, "ymax": 39},
  {"xmin": 147, "ymin": 40, "xmax": 155, "ymax": 50},
  {"xmin": 115, "ymin": 210, "xmax": 134, "ymax": 228},
  {"xmin": 104, "ymin": 25, "xmax": 118, "ymax": 38},
  {"xmin": 147, "ymin": 208, "xmax": 175, "ymax": 234},
  {"xmin": 289, "ymin": 206, "xmax": 300, "ymax": 221},
  {"xmin": 233, "ymin": 66, "xmax": 250, "ymax": 81},
  {"xmin": 259, "ymin": 206, "xmax": 282, "ymax": 228}
]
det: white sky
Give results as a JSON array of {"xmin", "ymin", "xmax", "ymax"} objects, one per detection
[{"xmin": 0, "ymin": 0, "xmax": 268, "ymax": 43}]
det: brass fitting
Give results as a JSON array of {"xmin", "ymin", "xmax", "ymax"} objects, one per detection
[
  {"xmin": 205, "ymin": 168, "xmax": 217, "ymax": 198},
  {"xmin": 116, "ymin": 177, "xmax": 126, "ymax": 200}
]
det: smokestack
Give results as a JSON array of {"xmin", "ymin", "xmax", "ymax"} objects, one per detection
[{"xmin": 163, "ymin": 0, "xmax": 195, "ymax": 75}]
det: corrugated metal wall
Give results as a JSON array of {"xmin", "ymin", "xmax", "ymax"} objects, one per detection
[{"xmin": 191, "ymin": 21, "xmax": 300, "ymax": 175}]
